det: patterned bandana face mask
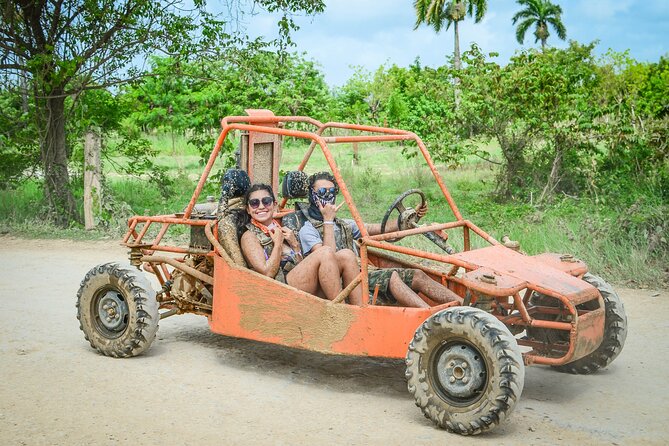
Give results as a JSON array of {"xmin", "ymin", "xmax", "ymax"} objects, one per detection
[{"xmin": 311, "ymin": 189, "xmax": 336, "ymax": 207}]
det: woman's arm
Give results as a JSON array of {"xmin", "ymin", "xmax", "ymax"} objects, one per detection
[{"xmin": 240, "ymin": 231, "xmax": 283, "ymax": 277}]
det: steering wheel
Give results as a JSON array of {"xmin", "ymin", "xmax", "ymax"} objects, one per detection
[
  {"xmin": 380, "ymin": 189, "xmax": 426, "ymax": 242},
  {"xmin": 379, "ymin": 189, "xmax": 455, "ymax": 254}
]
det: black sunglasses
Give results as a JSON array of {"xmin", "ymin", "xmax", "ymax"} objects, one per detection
[
  {"xmin": 315, "ymin": 187, "xmax": 337, "ymax": 195},
  {"xmin": 248, "ymin": 196, "xmax": 274, "ymax": 209}
]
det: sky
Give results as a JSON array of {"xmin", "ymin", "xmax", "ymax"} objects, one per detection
[{"xmin": 245, "ymin": 0, "xmax": 669, "ymax": 86}]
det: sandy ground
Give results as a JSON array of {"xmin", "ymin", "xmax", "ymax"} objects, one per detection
[{"xmin": 0, "ymin": 236, "xmax": 667, "ymax": 446}]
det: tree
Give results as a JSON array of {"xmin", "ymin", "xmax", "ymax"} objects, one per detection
[
  {"xmin": 595, "ymin": 52, "xmax": 669, "ymax": 201},
  {"xmin": 413, "ymin": 0, "xmax": 487, "ymax": 70},
  {"xmin": 331, "ymin": 67, "xmax": 374, "ymax": 123},
  {"xmin": 512, "ymin": 0, "xmax": 566, "ymax": 49},
  {"xmin": 122, "ymin": 51, "xmax": 331, "ymax": 161},
  {"xmin": 454, "ymin": 42, "xmax": 601, "ymax": 200},
  {"xmin": 456, "ymin": 45, "xmax": 534, "ymax": 196},
  {"xmin": 0, "ymin": 0, "xmax": 324, "ymax": 226},
  {"xmin": 0, "ymin": 87, "xmax": 40, "ymax": 188}
]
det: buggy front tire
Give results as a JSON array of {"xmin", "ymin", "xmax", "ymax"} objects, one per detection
[
  {"xmin": 77, "ymin": 262, "xmax": 159, "ymax": 358},
  {"xmin": 554, "ymin": 273, "xmax": 627, "ymax": 374},
  {"xmin": 405, "ymin": 307, "xmax": 524, "ymax": 435}
]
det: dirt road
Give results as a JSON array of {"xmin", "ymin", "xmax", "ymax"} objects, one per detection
[{"xmin": 0, "ymin": 236, "xmax": 667, "ymax": 445}]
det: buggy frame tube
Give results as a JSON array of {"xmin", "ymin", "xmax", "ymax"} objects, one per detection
[{"xmin": 268, "ymin": 119, "xmax": 463, "ymax": 224}]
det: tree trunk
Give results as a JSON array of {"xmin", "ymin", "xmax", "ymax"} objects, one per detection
[
  {"xmin": 497, "ymin": 133, "xmax": 526, "ymax": 198},
  {"xmin": 41, "ymin": 93, "xmax": 81, "ymax": 226},
  {"xmin": 453, "ymin": 20, "xmax": 461, "ymax": 70},
  {"xmin": 84, "ymin": 128, "xmax": 102, "ymax": 230},
  {"xmin": 539, "ymin": 143, "xmax": 563, "ymax": 203},
  {"xmin": 19, "ymin": 57, "xmax": 29, "ymax": 114},
  {"xmin": 453, "ymin": 20, "xmax": 462, "ymax": 108},
  {"xmin": 352, "ymin": 142, "xmax": 359, "ymax": 165}
]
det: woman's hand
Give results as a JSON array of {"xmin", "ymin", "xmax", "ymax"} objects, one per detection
[
  {"xmin": 269, "ymin": 226, "xmax": 284, "ymax": 246},
  {"xmin": 281, "ymin": 227, "xmax": 299, "ymax": 250}
]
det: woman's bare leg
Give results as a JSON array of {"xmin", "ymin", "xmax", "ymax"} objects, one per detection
[
  {"xmin": 388, "ymin": 272, "xmax": 429, "ymax": 308},
  {"xmin": 286, "ymin": 246, "xmax": 342, "ymax": 300},
  {"xmin": 334, "ymin": 249, "xmax": 364, "ymax": 305},
  {"xmin": 410, "ymin": 270, "xmax": 462, "ymax": 304}
]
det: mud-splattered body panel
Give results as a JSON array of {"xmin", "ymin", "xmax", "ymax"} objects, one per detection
[{"xmin": 209, "ymin": 256, "xmax": 445, "ymax": 358}]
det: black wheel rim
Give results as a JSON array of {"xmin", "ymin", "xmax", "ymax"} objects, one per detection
[
  {"xmin": 430, "ymin": 340, "xmax": 488, "ymax": 406},
  {"xmin": 91, "ymin": 287, "xmax": 129, "ymax": 339}
]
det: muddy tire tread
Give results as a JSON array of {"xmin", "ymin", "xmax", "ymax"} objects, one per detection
[
  {"xmin": 405, "ymin": 307, "xmax": 524, "ymax": 436},
  {"xmin": 76, "ymin": 262, "xmax": 159, "ymax": 358},
  {"xmin": 554, "ymin": 273, "xmax": 627, "ymax": 374}
]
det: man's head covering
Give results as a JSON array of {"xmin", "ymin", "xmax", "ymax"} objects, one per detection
[{"xmin": 307, "ymin": 171, "xmax": 339, "ymax": 221}]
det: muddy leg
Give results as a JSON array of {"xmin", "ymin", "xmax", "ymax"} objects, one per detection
[
  {"xmin": 287, "ymin": 246, "xmax": 342, "ymax": 300},
  {"xmin": 334, "ymin": 249, "xmax": 363, "ymax": 306},
  {"xmin": 411, "ymin": 270, "xmax": 462, "ymax": 304},
  {"xmin": 388, "ymin": 271, "xmax": 429, "ymax": 308}
]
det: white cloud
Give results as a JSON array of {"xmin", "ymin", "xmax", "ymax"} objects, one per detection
[
  {"xmin": 288, "ymin": 7, "xmax": 519, "ymax": 85},
  {"xmin": 294, "ymin": 28, "xmax": 440, "ymax": 85},
  {"xmin": 580, "ymin": 0, "xmax": 634, "ymax": 20},
  {"xmin": 244, "ymin": 0, "xmax": 667, "ymax": 86},
  {"xmin": 322, "ymin": 0, "xmax": 411, "ymax": 21},
  {"xmin": 246, "ymin": 13, "xmax": 278, "ymax": 38}
]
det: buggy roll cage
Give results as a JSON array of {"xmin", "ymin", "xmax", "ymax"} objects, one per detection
[
  {"xmin": 120, "ymin": 114, "xmax": 599, "ymax": 366},
  {"xmin": 124, "ymin": 115, "xmax": 503, "ymax": 293}
]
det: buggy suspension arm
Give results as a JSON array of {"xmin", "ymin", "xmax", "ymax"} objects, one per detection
[{"xmin": 141, "ymin": 255, "xmax": 213, "ymax": 286}]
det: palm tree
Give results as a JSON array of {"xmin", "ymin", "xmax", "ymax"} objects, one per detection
[
  {"xmin": 414, "ymin": 0, "xmax": 488, "ymax": 70},
  {"xmin": 512, "ymin": 0, "xmax": 567, "ymax": 49}
]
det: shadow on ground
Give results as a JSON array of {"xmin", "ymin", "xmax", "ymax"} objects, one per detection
[{"xmin": 161, "ymin": 322, "xmax": 410, "ymax": 397}]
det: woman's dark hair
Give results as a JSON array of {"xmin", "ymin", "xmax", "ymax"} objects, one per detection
[{"xmin": 235, "ymin": 183, "xmax": 276, "ymax": 240}]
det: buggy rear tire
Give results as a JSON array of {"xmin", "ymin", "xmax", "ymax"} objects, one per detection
[
  {"xmin": 405, "ymin": 307, "xmax": 524, "ymax": 435},
  {"xmin": 77, "ymin": 262, "xmax": 159, "ymax": 358},
  {"xmin": 554, "ymin": 273, "xmax": 627, "ymax": 374}
]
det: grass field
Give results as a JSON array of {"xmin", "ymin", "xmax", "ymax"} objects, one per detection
[{"xmin": 0, "ymin": 132, "xmax": 665, "ymax": 287}]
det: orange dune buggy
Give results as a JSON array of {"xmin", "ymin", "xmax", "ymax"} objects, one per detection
[{"xmin": 77, "ymin": 110, "xmax": 627, "ymax": 435}]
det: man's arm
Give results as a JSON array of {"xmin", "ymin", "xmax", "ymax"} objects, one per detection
[
  {"xmin": 365, "ymin": 203, "xmax": 429, "ymax": 236},
  {"xmin": 319, "ymin": 202, "xmax": 337, "ymax": 250}
]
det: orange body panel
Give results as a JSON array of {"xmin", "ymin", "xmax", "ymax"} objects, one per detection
[
  {"xmin": 571, "ymin": 306, "xmax": 606, "ymax": 360},
  {"xmin": 453, "ymin": 245, "xmax": 598, "ymax": 305},
  {"xmin": 209, "ymin": 256, "xmax": 446, "ymax": 358}
]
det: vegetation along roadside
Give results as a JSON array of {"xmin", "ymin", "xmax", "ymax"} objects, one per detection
[{"xmin": 1, "ymin": 1, "xmax": 666, "ymax": 288}]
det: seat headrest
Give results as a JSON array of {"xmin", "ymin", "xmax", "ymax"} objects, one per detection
[
  {"xmin": 282, "ymin": 171, "xmax": 309, "ymax": 199},
  {"xmin": 221, "ymin": 169, "xmax": 251, "ymax": 199}
]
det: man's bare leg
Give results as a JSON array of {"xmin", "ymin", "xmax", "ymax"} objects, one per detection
[
  {"xmin": 411, "ymin": 270, "xmax": 463, "ymax": 304},
  {"xmin": 388, "ymin": 271, "xmax": 429, "ymax": 308},
  {"xmin": 334, "ymin": 249, "xmax": 364, "ymax": 305}
]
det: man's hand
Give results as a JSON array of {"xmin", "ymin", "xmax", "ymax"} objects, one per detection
[
  {"xmin": 319, "ymin": 201, "xmax": 337, "ymax": 222},
  {"xmin": 415, "ymin": 202, "xmax": 428, "ymax": 219}
]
